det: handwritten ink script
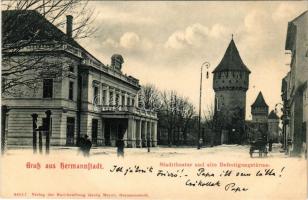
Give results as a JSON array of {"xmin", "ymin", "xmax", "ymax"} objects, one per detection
[
  {"xmin": 109, "ymin": 164, "xmax": 286, "ymax": 193},
  {"xmin": 23, "ymin": 161, "xmax": 285, "ymax": 194}
]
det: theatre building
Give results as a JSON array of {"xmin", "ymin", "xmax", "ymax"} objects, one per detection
[{"xmin": 2, "ymin": 10, "xmax": 158, "ymax": 148}]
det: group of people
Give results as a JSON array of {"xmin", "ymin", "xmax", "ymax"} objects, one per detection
[
  {"xmin": 77, "ymin": 135, "xmax": 125, "ymax": 157},
  {"xmin": 77, "ymin": 135, "xmax": 92, "ymax": 157}
]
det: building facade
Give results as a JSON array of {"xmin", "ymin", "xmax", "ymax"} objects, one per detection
[
  {"xmin": 212, "ymin": 38, "xmax": 251, "ymax": 144},
  {"xmin": 283, "ymin": 11, "xmax": 307, "ymax": 156},
  {"xmin": 268, "ymin": 110, "xmax": 280, "ymax": 143},
  {"xmin": 1, "ymin": 10, "xmax": 158, "ymax": 148}
]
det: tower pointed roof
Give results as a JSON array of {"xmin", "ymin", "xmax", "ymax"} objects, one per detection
[
  {"xmin": 268, "ymin": 110, "xmax": 279, "ymax": 119},
  {"xmin": 251, "ymin": 92, "xmax": 268, "ymax": 108},
  {"xmin": 213, "ymin": 39, "xmax": 251, "ymax": 73}
]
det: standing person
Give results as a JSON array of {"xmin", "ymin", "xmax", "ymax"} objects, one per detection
[
  {"xmin": 116, "ymin": 138, "xmax": 124, "ymax": 157},
  {"xmin": 77, "ymin": 136, "xmax": 86, "ymax": 155},
  {"xmin": 269, "ymin": 138, "xmax": 273, "ymax": 152},
  {"xmin": 84, "ymin": 135, "xmax": 92, "ymax": 157}
]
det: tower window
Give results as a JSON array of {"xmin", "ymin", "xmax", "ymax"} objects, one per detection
[{"xmin": 43, "ymin": 79, "xmax": 53, "ymax": 98}]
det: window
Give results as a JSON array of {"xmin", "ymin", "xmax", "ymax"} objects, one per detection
[
  {"xmin": 122, "ymin": 95, "xmax": 125, "ymax": 105},
  {"xmin": 127, "ymin": 97, "xmax": 130, "ymax": 106},
  {"xmin": 132, "ymin": 98, "xmax": 135, "ymax": 106},
  {"xmin": 43, "ymin": 79, "xmax": 53, "ymax": 98},
  {"xmin": 115, "ymin": 94, "xmax": 119, "ymax": 106},
  {"xmin": 2, "ymin": 77, "xmax": 7, "ymax": 92},
  {"xmin": 69, "ymin": 81, "xmax": 74, "ymax": 100},
  {"xmin": 102, "ymin": 90, "xmax": 106, "ymax": 105},
  {"xmin": 66, "ymin": 117, "xmax": 75, "ymax": 145},
  {"xmin": 93, "ymin": 86, "xmax": 99, "ymax": 104},
  {"xmin": 69, "ymin": 65, "xmax": 74, "ymax": 72},
  {"xmin": 109, "ymin": 91, "xmax": 113, "ymax": 105},
  {"xmin": 94, "ymin": 86, "xmax": 98, "ymax": 98}
]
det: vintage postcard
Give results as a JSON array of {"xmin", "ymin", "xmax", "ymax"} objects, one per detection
[{"xmin": 0, "ymin": 1, "xmax": 307, "ymax": 200}]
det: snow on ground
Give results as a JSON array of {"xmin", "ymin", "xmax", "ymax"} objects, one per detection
[
  {"xmin": 4, "ymin": 143, "xmax": 289, "ymax": 159},
  {"xmin": 0, "ymin": 144, "xmax": 307, "ymax": 200}
]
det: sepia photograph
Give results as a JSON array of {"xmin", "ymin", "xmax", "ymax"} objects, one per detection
[{"xmin": 0, "ymin": 1, "xmax": 307, "ymax": 199}]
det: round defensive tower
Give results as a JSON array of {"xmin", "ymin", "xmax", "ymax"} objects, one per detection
[{"xmin": 212, "ymin": 38, "xmax": 251, "ymax": 144}]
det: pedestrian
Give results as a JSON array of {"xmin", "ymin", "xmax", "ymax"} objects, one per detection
[
  {"xmin": 77, "ymin": 136, "xmax": 86, "ymax": 155},
  {"xmin": 269, "ymin": 138, "xmax": 273, "ymax": 152},
  {"xmin": 116, "ymin": 139, "xmax": 124, "ymax": 157},
  {"xmin": 84, "ymin": 135, "xmax": 92, "ymax": 157}
]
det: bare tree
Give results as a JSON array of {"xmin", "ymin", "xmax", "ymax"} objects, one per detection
[
  {"xmin": 176, "ymin": 97, "xmax": 195, "ymax": 144},
  {"xmin": 139, "ymin": 84, "xmax": 161, "ymax": 111},
  {"xmin": 2, "ymin": 0, "xmax": 97, "ymax": 95},
  {"xmin": 159, "ymin": 90, "xmax": 176, "ymax": 145},
  {"xmin": 158, "ymin": 90, "xmax": 196, "ymax": 145}
]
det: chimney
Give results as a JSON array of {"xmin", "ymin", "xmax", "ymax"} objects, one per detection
[{"xmin": 66, "ymin": 15, "xmax": 73, "ymax": 38}]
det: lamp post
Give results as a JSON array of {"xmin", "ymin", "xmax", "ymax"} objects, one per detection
[{"xmin": 198, "ymin": 61, "xmax": 210, "ymax": 149}]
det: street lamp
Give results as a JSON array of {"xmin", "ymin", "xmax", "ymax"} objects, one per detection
[{"xmin": 198, "ymin": 61, "xmax": 210, "ymax": 149}]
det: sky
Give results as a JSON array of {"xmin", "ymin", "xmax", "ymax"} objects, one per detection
[{"xmin": 77, "ymin": 1, "xmax": 307, "ymax": 119}]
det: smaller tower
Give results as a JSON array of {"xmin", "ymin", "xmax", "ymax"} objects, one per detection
[{"xmin": 251, "ymin": 92, "xmax": 269, "ymax": 123}]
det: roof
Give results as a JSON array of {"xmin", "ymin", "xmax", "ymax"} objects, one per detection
[
  {"xmin": 268, "ymin": 110, "xmax": 279, "ymax": 120},
  {"xmin": 213, "ymin": 39, "xmax": 251, "ymax": 73},
  {"xmin": 2, "ymin": 10, "xmax": 104, "ymax": 66},
  {"xmin": 3, "ymin": 10, "xmax": 71, "ymax": 45},
  {"xmin": 285, "ymin": 11, "xmax": 307, "ymax": 50},
  {"xmin": 251, "ymin": 92, "xmax": 268, "ymax": 108}
]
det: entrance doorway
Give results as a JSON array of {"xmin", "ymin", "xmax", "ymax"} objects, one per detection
[
  {"xmin": 92, "ymin": 119, "xmax": 98, "ymax": 145},
  {"xmin": 104, "ymin": 119, "xmax": 127, "ymax": 146},
  {"xmin": 66, "ymin": 117, "xmax": 75, "ymax": 145}
]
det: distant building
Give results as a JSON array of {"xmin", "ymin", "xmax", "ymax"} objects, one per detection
[
  {"xmin": 247, "ymin": 93, "xmax": 280, "ymax": 143},
  {"xmin": 281, "ymin": 73, "xmax": 290, "ymax": 150},
  {"xmin": 1, "ymin": 10, "xmax": 158, "ymax": 148},
  {"xmin": 283, "ymin": 10, "xmax": 307, "ymax": 156},
  {"xmin": 212, "ymin": 38, "xmax": 251, "ymax": 144},
  {"xmin": 251, "ymin": 92, "xmax": 269, "ymax": 123},
  {"xmin": 247, "ymin": 92, "xmax": 269, "ymax": 142}
]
